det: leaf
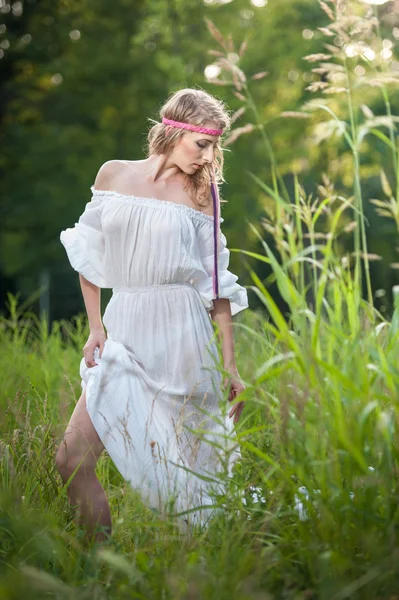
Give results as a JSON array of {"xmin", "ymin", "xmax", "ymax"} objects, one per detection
[
  {"xmin": 245, "ymin": 171, "xmax": 294, "ymax": 214},
  {"xmin": 358, "ymin": 401, "xmax": 379, "ymax": 434},
  {"xmin": 368, "ymin": 128, "xmax": 397, "ymax": 151},
  {"xmin": 229, "ymin": 248, "xmax": 271, "ymax": 265},
  {"xmin": 240, "ymin": 440, "xmax": 282, "ymax": 470},
  {"xmin": 97, "ymin": 549, "xmax": 139, "ymax": 579},
  {"xmin": 255, "ymin": 351, "xmax": 295, "ymax": 378},
  {"xmin": 19, "ymin": 567, "xmax": 72, "ymax": 593},
  {"xmin": 248, "ymin": 277, "xmax": 289, "ymax": 336},
  {"xmin": 357, "ymin": 116, "xmax": 399, "ymax": 147},
  {"xmin": 259, "ymin": 237, "xmax": 304, "ymax": 311}
]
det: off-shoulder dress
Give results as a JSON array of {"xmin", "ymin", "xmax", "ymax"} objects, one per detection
[{"xmin": 60, "ymin": 186, "xmax": 248, "ymax": 524}]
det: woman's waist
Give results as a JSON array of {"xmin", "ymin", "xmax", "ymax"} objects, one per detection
[{"xmin": 112, "ymin": 281, "xmax": 196, "ymax": 295}]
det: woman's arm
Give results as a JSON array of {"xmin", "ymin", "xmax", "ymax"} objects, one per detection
[
  {"xmin": 210, "ymin": 298, "xmax": 237, "ymax": 372},
  {"xmin": 210, "ymin": 298, "xmax": 246, "ymax": 423},
  {"xmin": 79, "ymin": 274, "xmax": 103, "ymax": 331},
  {"xmin": 79, "ymin": 274, "xmax": 107, "ymax": 368}
]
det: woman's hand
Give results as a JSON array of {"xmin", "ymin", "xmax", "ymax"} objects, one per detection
[
  {"xmin": 83, "ymin": 328, "xmax": 107, "ymax": 368},
  {"xmin": 224, "ymin": 368, "xmax": 246, "ymax": 424}
]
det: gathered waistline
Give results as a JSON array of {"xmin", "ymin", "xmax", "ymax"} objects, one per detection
[{"xmin": 113, "ymin": 282, "xmax": 195, "ymax": 294}]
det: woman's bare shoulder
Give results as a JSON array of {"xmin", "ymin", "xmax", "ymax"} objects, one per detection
[{"xmin": 93, "ymin": 160, "xmax": 145, "ymax": 190}]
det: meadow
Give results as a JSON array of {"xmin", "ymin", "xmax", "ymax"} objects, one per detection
[
  {"xmin": 2, "ymin": 0, "xmax": 399, "ymax": 598},
  {"xmin": 2, "ymin": 256, "xmax": 399, "ymax": 599}
]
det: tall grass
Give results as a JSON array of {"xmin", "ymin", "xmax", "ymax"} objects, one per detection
[
  {"xmin": 2, "ymin": 1, "xmax": 399, "ymax": 598},
  {"xmin": 3, "ymin": 278, "xmax": 399, "ymax": 597}
]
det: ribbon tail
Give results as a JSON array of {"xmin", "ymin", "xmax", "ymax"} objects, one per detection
[{"xmin": 210, "ymin": 175, "xmax": 220, "ymax": 300}]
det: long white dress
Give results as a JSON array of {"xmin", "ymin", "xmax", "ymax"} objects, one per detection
[{"xmin": 60, "ymin": 186, "xmax": 248, "ymax": 526}]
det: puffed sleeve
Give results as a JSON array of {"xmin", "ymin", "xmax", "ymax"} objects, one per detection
[
  {"xmin": 194, "ymin": 219, "xmax": 248, "ymax": 317},
  {"xmin": 60, "ymin": 189, "xmax": 109, "ymax": 288}
]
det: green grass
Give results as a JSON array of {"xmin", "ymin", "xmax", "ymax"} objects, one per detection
[{"xmin": 1, "ymin": 283, "xmax": 399, "ymax": 599}]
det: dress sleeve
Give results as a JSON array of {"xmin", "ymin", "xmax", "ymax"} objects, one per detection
[
  {"xmin": 194, "ymin": 219, "xmax": 249, "ymax": 317},
  {"xmin": 60, "ymin": 190, "xmax": 109, "ymax": 288}
]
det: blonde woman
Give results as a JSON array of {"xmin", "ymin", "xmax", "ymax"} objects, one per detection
[{"xmin": 57, "ymin": 88, "xmax": 249, "ymax": 539}]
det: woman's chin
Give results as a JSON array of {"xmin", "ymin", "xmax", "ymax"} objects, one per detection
[{"xmin": 180, "ymin": 165, "xmax": 199, "ymax": 175}]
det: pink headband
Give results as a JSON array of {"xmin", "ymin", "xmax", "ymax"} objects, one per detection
[{"xmin": 162, "ymin": 117, "xmax": 223, "ymax": 137}]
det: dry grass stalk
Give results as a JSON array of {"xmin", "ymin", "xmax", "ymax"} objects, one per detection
[
  {"xmin": 224, "ymin": 124, "xmax": 255, "ymax": 146},
  {"xmin": 208, "ymin": 49, "xmax": 225, "ymax": 58},
  {"xmin": 306, "ymin": 81, "xmax": 329, "ymax": 92},
  {"xmin": 304, "ymin": 53, "xmax": 333, "ymax": 63},
  {"xmin": 322, "ymin": 86, "xmax": 347, "ymax": 94},
  {"xmin": 319, "ymin": 1, "xmax": 335, "ymax": 21},
  {"xmin": 344, "ymin": 221, "xmax": 357, "ymax": 233},
  {"xmin": 239, "ymin": 40, "xmax": 248, "ymax": 57},
  {"xmin": 252, "ymin": 71, "xmax": 269, "ymax": 80},
  {"xmin": 233, "ymin": 91, "xmax": 246, "ymax": 102},
  {"xmin": 318, "ymin": 26, "xmax": 335, "ymax": 37},
  {"xmin": 204, "ymin": 18, "xmax": 226, "ymax": 49},
  {"xmin": 231, "ymin": 106, "xmax": 246, "ymax": 124}
]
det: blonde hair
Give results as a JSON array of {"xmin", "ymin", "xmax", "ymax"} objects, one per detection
[{"xmin": 147, "ymin": 88, "xmax": 231, "ymax": 208}]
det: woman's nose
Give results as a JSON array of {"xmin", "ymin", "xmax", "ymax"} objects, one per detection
[{"xmin": 204, "ymin": 145, "xmax": 214, "ymax": 163}]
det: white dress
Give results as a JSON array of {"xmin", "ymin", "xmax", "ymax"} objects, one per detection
[{"xmin": 60, "ymin": 186, "xmax": 248, "ymax": 525}]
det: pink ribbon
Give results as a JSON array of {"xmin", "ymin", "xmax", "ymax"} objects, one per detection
[
  {"xmin": 162, "ymin": 118, "xmax": 224, "ymax": 137},
  {"xmin": 210, "ymin": 169, "xmax": 220, "ymax": 300}
]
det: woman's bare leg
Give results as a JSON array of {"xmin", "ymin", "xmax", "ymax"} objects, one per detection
[{"xmin": 55, "ymin": 389, "xmax": 111, "ymax": 541}]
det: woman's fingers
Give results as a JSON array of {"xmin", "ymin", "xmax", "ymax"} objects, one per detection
[
  {"xmin": 83, "ymin": 330, "xmax": 107, "ymax": 367},
  {"xmin": 83, "ymin": 343, "xmax": 99, "ymax": 368},
  {"xmin": 84, "ymin": 353, "xmax": 97, "ymax": 368},
  {"xmin": 229, "ymin": 401, "xmax": 245, "ymax": 423},
  {"xmin": 234, "ymin": 402, "xmax": 245, "ymax": 423}
]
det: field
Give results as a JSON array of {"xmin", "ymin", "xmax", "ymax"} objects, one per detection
[
  {"xmin": 2, "ymin": 0, "xmax": 399, "ymax": 597},
  {"xmin": 2, "ymin": 241, "xmax": 399, "ymax": 599}
]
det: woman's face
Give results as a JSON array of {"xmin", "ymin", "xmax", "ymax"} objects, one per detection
[{"xmin": 170, "ymin": 125, "xmax": 219, "ymax": 175}]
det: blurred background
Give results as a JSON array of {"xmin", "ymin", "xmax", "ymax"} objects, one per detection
[{"xmin": 1, "ymin": 0, "xmax": 399, "ymax": 323}]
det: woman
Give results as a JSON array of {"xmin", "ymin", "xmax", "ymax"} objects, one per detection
[{"xmin": 57, "ymin": 88, "xmax": 249, "ymax": 539}]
